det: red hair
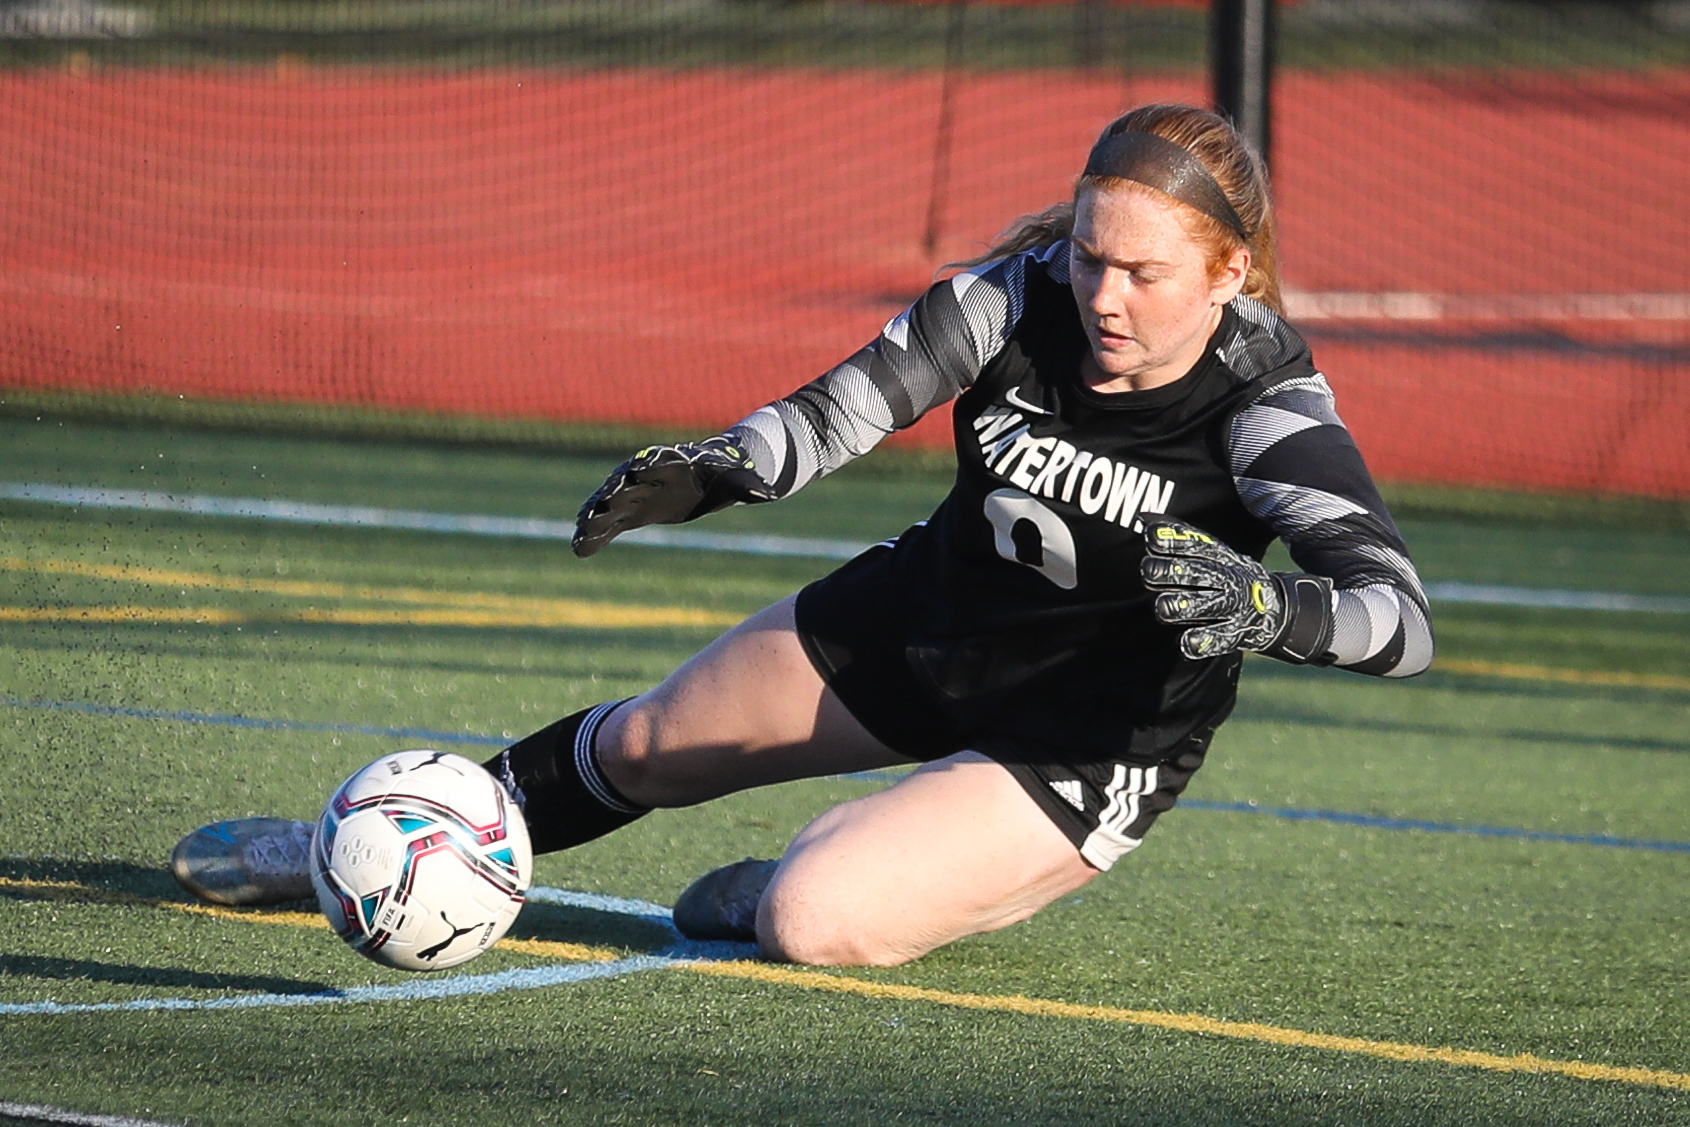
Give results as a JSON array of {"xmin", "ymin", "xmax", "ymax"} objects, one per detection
[{"xmin": 961, "ymin": 104, "xmax": 1282, "ymax": 313}]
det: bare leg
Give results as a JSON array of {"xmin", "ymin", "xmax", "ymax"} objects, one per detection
[
  {"xmin": 592, "ymin": 595, "xmax": 1096, "ymax": 966},
  {"xmin": 756, "ymin": 752, "xmax": 1099, "ymax": 967},
  {"xmin": 597, "ymin": 595, "xmax": 912, "ymax": 808}
]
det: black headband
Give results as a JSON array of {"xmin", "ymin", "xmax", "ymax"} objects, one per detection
[{"xmin": 1082, "ymin": 130, "xmax": 1251, "ymax": 241}]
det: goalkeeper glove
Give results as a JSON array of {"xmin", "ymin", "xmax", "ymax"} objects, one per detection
[
  {"xmin": 1139, "ymin": 518, "xmax": 1335, "ymax": 665},
  {"xmin": 572, "ymin": 436, "xmax": 777, "ymax": 558}
]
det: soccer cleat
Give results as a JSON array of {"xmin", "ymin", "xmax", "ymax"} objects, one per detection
[
  {"xmin": 170, "ymin": 817, "xmax": 315, "ymax": 906},
  {"xmin": 671, "ymin": 857, "xmax": 778, "ymax": 942}
]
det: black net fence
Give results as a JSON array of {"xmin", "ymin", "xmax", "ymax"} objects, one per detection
[{"xmin": 0, "ymin": 0, "xmax": 1684, "ymax": 497}]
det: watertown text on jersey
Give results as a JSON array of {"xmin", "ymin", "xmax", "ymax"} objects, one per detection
[{"xmin": 974, "ymin": 405, "xmax": 1175, "ymax": 534}]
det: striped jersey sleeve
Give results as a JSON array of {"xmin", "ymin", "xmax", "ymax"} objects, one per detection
[
  {"xmin": 723, "ymin": 247, "xmax": 1048, "ymax": 498},
  {"xmin": 1224, "ymin": 324, "xmax": 1434, "ymax": 677}
]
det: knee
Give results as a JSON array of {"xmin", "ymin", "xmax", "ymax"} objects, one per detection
[
  {"xmin": 595, "ymin": 697, "xmax": 665, "ymax": 805},
  {"xmin": 755, "ymin": 881, "xmax": 929, "ymax": 968}
]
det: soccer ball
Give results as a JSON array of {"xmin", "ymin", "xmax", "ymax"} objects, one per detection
[{"xmin": 311, "ymin": 750, "xmax": 532, "ymax": 972}]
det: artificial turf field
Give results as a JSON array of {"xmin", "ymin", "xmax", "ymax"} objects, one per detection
[{"xmin": 1, "ymin": 415, "xmax": 1688, "ymax": 1126}]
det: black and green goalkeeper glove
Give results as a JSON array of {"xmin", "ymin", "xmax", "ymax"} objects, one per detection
[
  {"xmin": 572, "ymin": 436, "xmax": 777, "ymax": 559},
  {"xmin": 1139, "ymin": 518, "xmax": 1336, "ymax": 665}
]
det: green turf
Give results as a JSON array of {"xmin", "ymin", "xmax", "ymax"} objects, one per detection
[{"xmin": 1, "ymin": 418, "xmax": 1688, "ymax": 1125}]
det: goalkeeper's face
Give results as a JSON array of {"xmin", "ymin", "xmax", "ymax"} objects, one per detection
[{"xmin": 1069, "ymin": 184, "xmax": 1249, "ymax": 393}]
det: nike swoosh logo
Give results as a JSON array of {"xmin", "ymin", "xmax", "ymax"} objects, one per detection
[{"xmin": 1004, "ymin": 387, "xmax": 1053, "ymax": 416}]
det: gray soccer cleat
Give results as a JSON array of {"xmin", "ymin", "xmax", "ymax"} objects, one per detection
[
  {"xmin": 170, "ymin": 817, "xmax": 315, "ymax": 906},
  {"xmin": 671, "ymin": 857, "xmax": 778, "ymax": 942}
]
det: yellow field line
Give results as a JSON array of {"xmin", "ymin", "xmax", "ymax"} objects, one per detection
[
  {"xmin": 1436, "ymin": 658, "xmax": 1690, "ymax": 693},
  {"xmin": 0, "ymin": 557, "xmax": 742, "ymax": 629},
  {"xmin": 7, "ymin": 877, "xmax": 1686, "ymax": 1092},
  {"xmin": 688, "ymin": 960, "xmax": 1690, "ymax": 1091},
  {"xmin": 288, "ymin": 607, "xmax": 733, "ymax": 629},
  {"xmin": 12, "ymin": 608, "xmax": 1685, "ymax": 692},
  {"xmin": 0, "ymin": 877, "xmax": 616, "ymax": 963},
  {"xmin": 8, "ymin": 557, "xmax": 1683, "ymax": 688},
  {"xmin": 0, "ymin": 606, "xmax": 244, "ymax": 624},
  {"xmin": 496, "ymin": 936, "xmax": 620, "ymax": 961}
]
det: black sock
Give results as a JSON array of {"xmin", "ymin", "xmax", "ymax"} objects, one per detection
[{"xmin": 483, "ymin": 700, "xmax": 648, "ymax": 855}]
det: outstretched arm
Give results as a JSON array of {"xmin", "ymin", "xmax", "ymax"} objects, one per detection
[
  {"xmin": 574, "ymin": 250, "xmax": 1044, "ymax": 556},
  {"xmin": 726, "ymin": 251, "xmax": 1035, "ymax": 498}
]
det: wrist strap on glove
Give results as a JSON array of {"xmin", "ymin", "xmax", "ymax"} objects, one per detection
[{"xmin": 1261, "ymin": 573, "xmax": 1336, "ymax": 666}]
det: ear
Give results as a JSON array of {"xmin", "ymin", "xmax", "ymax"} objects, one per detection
[{"xmin": 1209, "ymin": 246, "xmax": 1251, "ymax": 306}]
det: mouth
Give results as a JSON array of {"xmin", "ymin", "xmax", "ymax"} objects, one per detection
[{"xmin": 1095, "ymin": 326, "xmax": 1134, "ymax": 348}]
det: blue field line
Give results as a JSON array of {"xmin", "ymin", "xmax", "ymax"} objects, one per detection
[
  {"xmin": 5, "ymin": 693, "xmax": 1689, "ymax": 856},
  {"xmin": 5, "ymin": 480, "xmax": 1689, "ymax": 613},
  {"xmin": 1181, "ymin": 798, "xmax": 1690, "ymax": 853}
]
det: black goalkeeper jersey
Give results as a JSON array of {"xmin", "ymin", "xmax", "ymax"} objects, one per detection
[{"xmin": 726, "ymin": 241, "xmax": 1433, "ymax": 763}]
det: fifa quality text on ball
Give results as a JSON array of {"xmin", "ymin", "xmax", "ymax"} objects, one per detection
[{"xmin": 311, "ymin": 750, "xmax": 533, "ymax": 971}]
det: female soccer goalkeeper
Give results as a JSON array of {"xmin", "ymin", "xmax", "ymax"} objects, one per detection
[{"xmin": 175, "ymin": 103, "xmax": 1433, "ymax": 966}]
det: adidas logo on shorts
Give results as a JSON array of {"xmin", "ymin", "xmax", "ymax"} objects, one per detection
[{"xmin": 1049, "ymin": 778, "xmax": 1086, "ymax": 811}]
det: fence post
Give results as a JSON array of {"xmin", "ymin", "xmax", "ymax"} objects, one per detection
[
  {"xmin": 1211, "ymin": 0, "xmax": 1276, "ymax": 167},
  {"xmin": 923, "ymin": 0, "xmax": 968, "ymax": 258}
]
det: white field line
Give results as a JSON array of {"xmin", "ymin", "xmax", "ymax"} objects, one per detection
[
  {"xmin": 1285, "ymin": 291, "xmax": 1690, "ymax": 322},
  {"xmin": 0, "ymin": 1101, "xmax": 183, "ymax": 1127},
  {"xmin": 3, "ymin": 481, "xmax": 1687, "ymax": 614},
  {"xmin": 6, "ymin": 875, "xmax": 1690, "ymax": 1093},
  {"xmin": 1420, "ymin": 582, "xmax": 1690, "ymax": 615},
  {"xmin": 0, "ymin": 481, "xmax": 859, "ymax": 561},
  {"xmin": 524, "ymin": 885, "xmax": 673, "ymax": 922},
  {"xmin": 0, "ymin": 883, "xmax": 751, "ymax": 1019},
  {"xmin": 0, "ymin": 955, "xmax": 686, "ymax": 1018}
]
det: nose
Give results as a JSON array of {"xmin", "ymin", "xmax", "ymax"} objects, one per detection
[{"xmin": 1087, "ymin": 265, "xmax": 1130, "ymax": 316}]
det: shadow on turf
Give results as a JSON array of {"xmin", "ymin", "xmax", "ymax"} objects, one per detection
[
  {"xmin": 0, "ymin": 858, "xmax": 340, "ymax": 995},
  {"xmin": 1238, "ymin": 664, "xmax": 1690, "ymax": 754},
  {"xmin": 0, "ymin": 953, "xmax": 335, "ymax": 995},
  {"xmin": 503, "ymin": 898, "xmax": 677, "ymax": 953},
  {"xmin": 0, "ymin": 856, "xmax": 681, "ymax": 960},
  {"xmin": 0, "ymin": 856, "xmax": 182, "ymax": 900},
  {"xmin": 0, "ymin": 623, "xmax": 678, "ymax": 682},
  {"xmin": 1246, "ymin": 657, "xmax": 1690, "ymax": 702},
  {"xmin": 1230, "ymin": 697, "xmax": 1690, "ymax": 755},
  {"xmin": 0, "ymin": 855, "xmax": 321, "ymax": 928}
]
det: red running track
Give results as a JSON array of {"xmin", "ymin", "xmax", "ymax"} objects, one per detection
[{"xmin": 0, "ymin": 67, "xmax": 1685, "ymax": 497}]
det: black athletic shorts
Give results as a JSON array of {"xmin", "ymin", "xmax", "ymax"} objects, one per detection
[{"xmin": 794, "ymin": 560, "xmax": 1222, "ymax": 871}]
